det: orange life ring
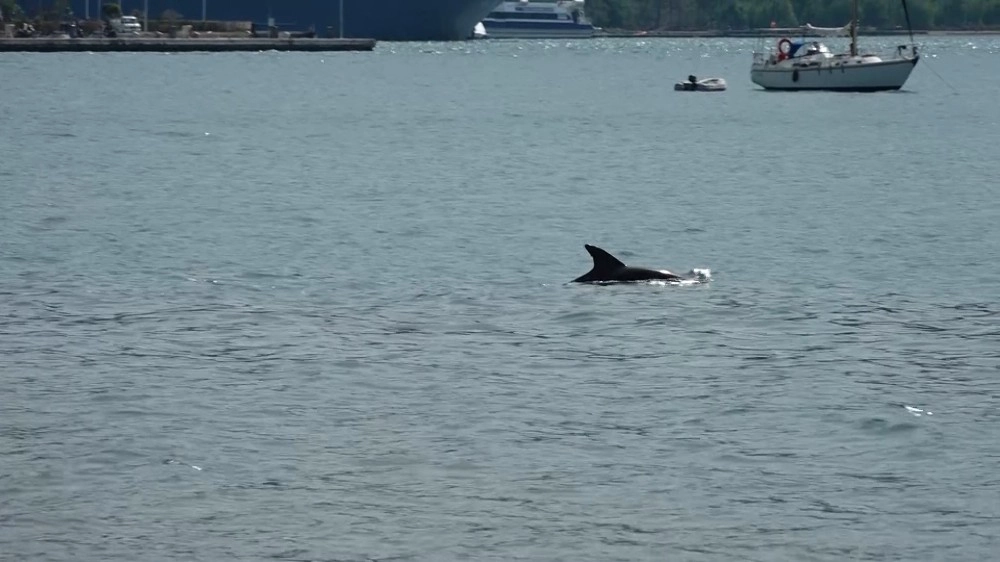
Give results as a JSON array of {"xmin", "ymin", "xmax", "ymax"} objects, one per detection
[{"xmin": 777, "ymin": 37, "xmax": 793, "ymax": 61}]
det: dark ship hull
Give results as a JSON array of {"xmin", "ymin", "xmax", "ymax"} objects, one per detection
[{"xmin": 69, "ymin": 0, "xmax": 501, "ymax": 41}]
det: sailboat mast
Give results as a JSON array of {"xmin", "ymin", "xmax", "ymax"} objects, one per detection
[{"xmin": 850, "ymin": 0, "xmax": 858, "ymax": 56}]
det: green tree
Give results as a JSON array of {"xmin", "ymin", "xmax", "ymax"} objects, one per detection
[
  {"xmin": 583, "ymin": 0, "xmax": 1000, "ymax": 29},
  {"xmin": 1, "ymin": 0, "xmax": 25, "ymax": 21},
  {"xmin": 937, "ymin": 0, "xmax": 968, "ymax": 25},
  {"xmin": 588, "ymin": 0, "xmax": 636, "ymax": 28},
  {"xmin": 742, "ymin": 0, "xmax": 797, "ymax": 27},
  {"xmin": 984, "ymin": 1, "xmax": 1000, "ymax": 24},
  {"xmin": 101, "ymin": 2, "xmax": 121, "ymax": 20},
  {"xmin": 715, "ymin": 2, "xmax": 749, "ymax": 29},
  {"xmin": 904, "ymin": 0, "xmax": 937, "ymax": 28},
  {"xmin": 859, "ymin": 0, "xmax": 893, "ymax": 27}
]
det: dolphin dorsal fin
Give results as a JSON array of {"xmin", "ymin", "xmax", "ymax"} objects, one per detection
[{"xmin": 585, "ymin": 244, "xmax": 626, "ymax": 272}]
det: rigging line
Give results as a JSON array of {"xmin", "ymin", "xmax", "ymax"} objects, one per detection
[
  {"xmin": 921, "ymin": 54, "xmax": 958, "ymax": 94},
  {"xmin": 898, "ymin": 0, "xmax": 951, "ymax": 93},
  {"xmin": 900, "ymin": 0, "xmax": 916, "ymax": 45}
]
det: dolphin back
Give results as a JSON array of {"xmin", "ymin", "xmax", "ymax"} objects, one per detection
[
  {"xmin": 572, "ymin": 244, "xmax": 681, "ymax": 283},
  {"xmin": 573, "ymin": 244, "xmax": 627, "ymax": 282}
]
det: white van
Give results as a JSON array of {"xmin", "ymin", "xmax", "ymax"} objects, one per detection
[{"xmin": 112, "ymin": 16, "xmax": 142, "ymax": 34}]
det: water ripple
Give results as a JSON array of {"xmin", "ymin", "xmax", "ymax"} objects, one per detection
[{"xmin": 2, "ymin": 37, "xmax": 999, "ymax": 562}]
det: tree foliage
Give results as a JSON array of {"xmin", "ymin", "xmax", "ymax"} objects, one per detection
[
  {"xmin": 1, "ymin": 0, "xmax": 25, "ymax": 21},
  {"xmin": 586, "ymin": 0, "xmax": 1000, "ymax": 29},
  {"xmin": 101, "ymin": 2, "xmax": 121, "ymax": 20}
]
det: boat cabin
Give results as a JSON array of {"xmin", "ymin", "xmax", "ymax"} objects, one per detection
[{"xmin": 777, "ymin": 39, "xmax": 833, "ymax": 61}]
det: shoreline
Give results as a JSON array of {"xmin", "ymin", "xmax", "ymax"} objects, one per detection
[
  {"xmin": 0, "ymin": 37, "xmax": 376, "ymax": 52},
  {"xmin": 596, "ymin": 28, "xmax": 1000, "ymax": 38}
]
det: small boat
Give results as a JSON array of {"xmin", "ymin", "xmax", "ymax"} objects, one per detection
[
  {"xmin": 471, "ymin": 22, "xmax": 487, "ymax": 39},
  {"xmin": 674, "ymin": 76, "xmax": 727, "ymax": 92}
]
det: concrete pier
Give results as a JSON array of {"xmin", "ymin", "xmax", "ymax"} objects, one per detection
[{"xmin": 0, "ymin": 37, "xmax": 376, "ymax": 53}]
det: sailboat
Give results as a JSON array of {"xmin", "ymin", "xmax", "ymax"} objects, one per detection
[{"xmin": 750, "ymin": 0, "xmax": 919, "ymax": 91}]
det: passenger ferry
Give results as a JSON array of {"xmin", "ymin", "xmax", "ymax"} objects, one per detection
[{"xmin": 480, "ymin": 0, "xmax": 598, "ymax": 39}]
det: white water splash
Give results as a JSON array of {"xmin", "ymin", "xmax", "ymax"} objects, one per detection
[
  {"xmin": 676, "ymin": 268, "xmax": 712, "ymax": 286},
  {"xmin": 905, "ymin": 405, "xmax": 933, "ymax": 417},
  {"xmin": 164, "ymin": 459, "xmax": 203, "ymax": 471}
]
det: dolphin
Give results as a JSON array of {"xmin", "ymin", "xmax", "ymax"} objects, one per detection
[{"xmin": 572, "ymin": 244, "xmax": 682, "ymax": 283}]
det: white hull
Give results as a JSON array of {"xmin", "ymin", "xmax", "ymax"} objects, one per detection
[
  {"xmin": 482, "ymin": 27, "xmax": 596, "ymax": 38},
  {"xmin": 751, "ymin": 56, "xmax": 918, "ymax": 91}
]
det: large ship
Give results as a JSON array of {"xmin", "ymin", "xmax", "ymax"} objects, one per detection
[
  {"xmin": 480, "ymin": 0, "xmax": 597, "ymax": 39},
  {"xmin": 67, "ymin": 0, "xmax": 502, "ymax": 41}
]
